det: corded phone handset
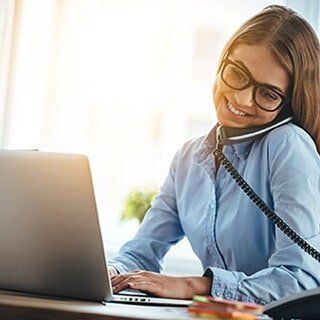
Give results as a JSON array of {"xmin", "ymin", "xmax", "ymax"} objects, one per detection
[{"xmin": 213, "ymin": 110, "xmax": 320, "ymax": 319}]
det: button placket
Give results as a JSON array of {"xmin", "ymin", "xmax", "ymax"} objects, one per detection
[
  {"xmin": 217, "ymin": 146, "xmax": 236, "ymax": 182},
  {"xmin": 205, "ymin": 177, "xmax": 227, "ymax": 270}
]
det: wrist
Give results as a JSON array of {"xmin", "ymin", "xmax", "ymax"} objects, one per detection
[{"xmin": 184, "ymin": 276, "xmax": 212, "ymax": 298}]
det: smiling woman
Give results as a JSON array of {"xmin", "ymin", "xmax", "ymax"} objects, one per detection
[
  {"xmin": 109, "ymin": 5, "xmax": 320, "ymax": 304},
  {"xmin": 214, "ymin": 44, "xmax": 290, "ymax": 128},
  {"xmin": 1, "ymin": 0, "xmax": 319, "ymax": 299}
]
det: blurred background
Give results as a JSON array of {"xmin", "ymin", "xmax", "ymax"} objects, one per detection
[{"xmin": 0, "ymin": 0, "xmax": 318, "ymax": 275}]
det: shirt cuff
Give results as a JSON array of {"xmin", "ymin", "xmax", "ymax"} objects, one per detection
[
  {"xmin": 108, "ymin": 266, "xmax": 119, "ymax": 277},
  {"xmin": 108, "ymin": 259, "xmax": 135, "ymax": 274},
  {"xmin": 203, "ymin": 267, "xmax": 268, "ymax": 305},
  {"xmin": 203, "ymin": 267, "xmax": 239, "ymax": 301}
]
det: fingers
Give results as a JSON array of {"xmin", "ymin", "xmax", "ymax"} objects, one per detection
[
  {"xmin": 111, "ymin": 271, "xmax": 160, "ymax": 294},
  {"xmin": 112, "ymin": 274, "xmax": 145, "ymax": 293},
  {"xmin": 111, "ymin": 270, "xmax": 152, "ymax": 286},
  {"xmin": 129, "ymin": 281, "xmax": 159, "ymax": 295},
  {"xmin": 111, "ymin": 274, "xmax": 128, "ymax": 286},
  {"xmin": 111, "ymin": 272, "xmax": 190, "ymax": 299}
]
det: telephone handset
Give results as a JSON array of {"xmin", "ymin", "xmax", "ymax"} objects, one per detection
[
  {"xmin": 216, "ymin": 109, "xmax": 293, "ymax": 145},
  {"xmin": 213, "ymin": 111, "xmax": 320, "ymax": 319}
]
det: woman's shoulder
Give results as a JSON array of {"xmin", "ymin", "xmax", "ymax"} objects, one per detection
[
  {"xmin": 166, "ymin": 136, "xmax": 206, "ymax": 176},
  {"xmin": 260, "ymin": 122, "xmax": 320, "ymax": 165},
  {"xmin": 176, "ymin": 133, "xmax": 211, "ymax": 160},
  {"xmin": 262, "ymin": 122, "xmax": 317, "ymax": 150},
  {"xmin": 264, "ymin": 122, "xmax": 311, "ymax": 141},
  {"xmin": 168, "ymin": 133, "xmax": 213, "ymax": 173}
]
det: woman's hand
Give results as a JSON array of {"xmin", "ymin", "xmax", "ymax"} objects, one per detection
[{"xmin": 111, "ymin": 270, "xmax": 212, "ymax": 299}]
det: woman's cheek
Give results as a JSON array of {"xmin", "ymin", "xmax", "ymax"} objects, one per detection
[
  {"xmin": 213, "ymin": 79, "xmax": 229, "ymax": 110},
  {"xmin": 213, "ymin": 79, "xmax": 223, "ymax": 109}
]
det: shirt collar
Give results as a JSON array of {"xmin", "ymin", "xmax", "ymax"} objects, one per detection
[
  {"xmin": 232, "ymin": 139, "xmax": 254, "ymax": 160},
  {"xmin": 193, "ymin": 125, "xmax": 217, "ymax": 165},
  {"xmin": 193, "ymin": 124, "xmax": 255, "ymax": 163}
]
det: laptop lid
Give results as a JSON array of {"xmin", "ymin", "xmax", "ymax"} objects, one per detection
[{"xmin": 0, "ymin": 150, "xmax": 112, "ymax": 301}]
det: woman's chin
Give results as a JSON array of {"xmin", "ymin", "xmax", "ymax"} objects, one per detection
[
  {"xmin": 217, "ymin": 106, "xmax": 255, "ymax": 128},
  {"xmin": 217, "ymin": 115, "xmax": 250, "ymax": 128}
]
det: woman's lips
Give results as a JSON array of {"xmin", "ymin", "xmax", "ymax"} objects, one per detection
[{"xmin": 225, "ymin": 99, "xmax": 255, "ymax": 117}]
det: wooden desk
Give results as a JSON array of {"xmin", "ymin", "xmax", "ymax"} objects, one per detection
[{"xmin": 0, "ymin": 291, "xmax": 192, "ymax": 320}]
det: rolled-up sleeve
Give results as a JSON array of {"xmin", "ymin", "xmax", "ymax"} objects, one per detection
[
  {"xmin": 108, "ymin": 150, "xmax": 185, "ymax": 274},
  {"xmin": 204, "ymin": 130, "xmax": 320, "ymax": 304}
]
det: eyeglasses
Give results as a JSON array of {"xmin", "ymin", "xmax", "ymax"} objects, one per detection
[{"xmin": 221, "ymin": 58, "xmax": 290, "ymax": 112}]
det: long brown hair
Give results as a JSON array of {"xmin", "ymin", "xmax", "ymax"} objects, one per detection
[{"xmin": 217, "ymin": 5, "xmax": 320, "ymax": 153}]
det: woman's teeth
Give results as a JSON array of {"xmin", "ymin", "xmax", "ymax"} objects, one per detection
[{"xmin": 227, "ymin": 102, "xmax": 248, "ymax": 116}]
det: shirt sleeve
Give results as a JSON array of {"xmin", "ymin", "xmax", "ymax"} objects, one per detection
[
  {"xmin": 108, "ymin": 266, "xmax": 119, "ymax": 277},
  {"xmin": 108, "ymin": 149, "xmax": 185, "ymax": 274},
  {"xmin": 203, "ymin": 129, "xmax": 320, "ymax": 305}
]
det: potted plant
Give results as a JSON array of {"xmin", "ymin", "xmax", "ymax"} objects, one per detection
[{"xmin": 120, "ymin": 189, "xmax": 158, "ymax": 224}]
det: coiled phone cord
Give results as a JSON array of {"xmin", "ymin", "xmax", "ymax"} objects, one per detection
[{"xmin": 213, "ymin": 147, "xmax": 320, "ymax": 263}]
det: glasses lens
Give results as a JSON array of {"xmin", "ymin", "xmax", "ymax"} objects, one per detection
[
  {"xmin": 222, "ymin": 64, "xmax": 249, "ymax": 89},
  {"xmin": 256, "ymin": 86, "xmax": 282, "ymax": 111}
]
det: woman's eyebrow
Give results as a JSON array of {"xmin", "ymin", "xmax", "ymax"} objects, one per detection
[{"xmin": 234, "ymin": 59, "xmax": 285, "ymax": 95}]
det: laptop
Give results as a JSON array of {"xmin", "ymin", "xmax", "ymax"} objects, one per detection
[{"xmin": 0, "ymin": 150, "xmax": 191, "ymax": 307}]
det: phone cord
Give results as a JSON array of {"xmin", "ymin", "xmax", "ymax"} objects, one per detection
[{"xmin": 213, "ymin": 148, "xmax": 320, "ymax": 263}]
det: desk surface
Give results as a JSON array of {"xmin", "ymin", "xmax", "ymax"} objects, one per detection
[
  {"xmin": 0, "ymin": 291, "xmax": 273, "ymax": 320},
  {"xmin": 0, "ymin": 291, "xmax": 192, "ymax": 320}
]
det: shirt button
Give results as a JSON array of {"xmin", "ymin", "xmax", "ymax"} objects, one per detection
[
  {"xmin": 215, "ymin": 290, "xmax": 223, "ymax": 297},
  {"xmin": 225, "ymin": 292, "xmax": 233, "ymax": 300},
  {"xmin": 225, "ymin": 145, "xmax": 234, "ymax": 155}
]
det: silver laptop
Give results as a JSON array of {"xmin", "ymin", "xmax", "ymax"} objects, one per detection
[{"xmin": 0, "ymin": 150, "xmax": 191, "ymax": 307}]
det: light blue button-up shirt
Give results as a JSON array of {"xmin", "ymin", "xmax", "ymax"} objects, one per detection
[{"xmin": 109, "ymin": 123, "xmax": 320, "ymax": 304}]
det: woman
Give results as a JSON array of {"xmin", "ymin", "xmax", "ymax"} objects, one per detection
[{"xmin": 108, "ymin": 5, "xmax": 320, "ymax": 304}]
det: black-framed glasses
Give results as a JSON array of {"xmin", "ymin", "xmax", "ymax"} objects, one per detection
[{"xmin": 221, "ymin": 58, "xmax": 290, "ymax": 112}]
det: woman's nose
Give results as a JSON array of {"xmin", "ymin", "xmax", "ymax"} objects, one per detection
[{"xmin": 234, "ymin": 86, "xmax": 255, "ymax": 107}]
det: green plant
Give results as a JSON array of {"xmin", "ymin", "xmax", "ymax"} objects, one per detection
[{"xmin": 120, "ymin": 189, "xmax": 158, "ymax": 223}]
